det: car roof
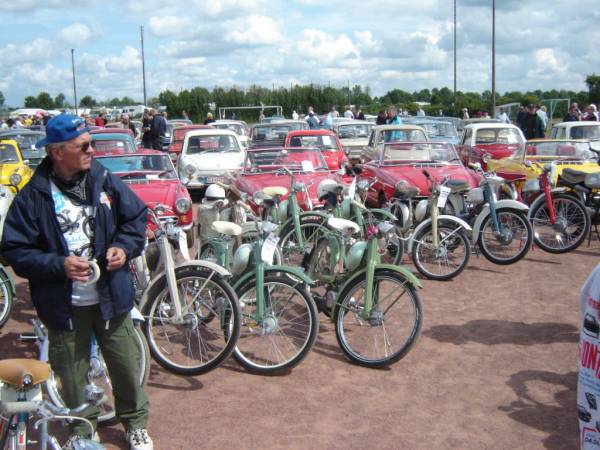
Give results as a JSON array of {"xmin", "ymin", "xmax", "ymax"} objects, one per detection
[
  {"xmin": 184, "ymin": 129, "xmax": 238, "ymax": 138},
  {"xmin": 406, "ymin": 118, "xmax": 453, "ymax": 126},
  {"xmin": 335, "ymin": 120, "xmax": 372, "ymax": 126},
  {"xmin": 0, "ymin": 129, "xmax": 45, "ymax": 136},
  {"xmin": 286, "ymin": 129, "xmax": 335, "ymax": 137},
  {"xmin": 214, "ymin": 120, "xmax": 248, "ymax": 125},
  {"xmin": 552, "ymin": 121, "xmax": 600, "ymax": 127},
  {"xmin": 95, "ymin": 149, "xmax": 166, "ymax": 157},
  {"xmin": 464, "ymin": 123, "xmax": 521, "ymax": 130},
  {"xmin": 91, "ymin": 133, "xmax": 134, "ymax": 140},
  {"xmin": 526, "ymin": 138, "xmax": 591, "ymax": 143},
  {"xmin": 374, "ymin": 124, "xmax": 426, "ymax": 131}
]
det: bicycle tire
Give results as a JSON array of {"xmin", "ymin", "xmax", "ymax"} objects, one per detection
[
  {"xmin": 0, "ymin": 270, "xmax": 13, "ymax": 329},
  {"xmin": 530, "ymin": 193, "xmax": 590, "ymax": 253},
  {"xmin": 45, "ymin": 325, "xmax": 150, "ymax": 427},
  {"xmin": 335, "ymin": 269, "xmax": 422, "ymax": 368},
  {"xmin": 412, "ymin": 223, "xmax": 470, "ymax": 281},
  {"xmin": 142, "ymin": 265, "xmax": 240, "ymax": 375},
  {"xmin": 233, "ymin": 274, "xmax": 319, "ymax": 374},
  {"xmin": 478, "ymin": 207, "xmax": 532, "ymax": 265},
  {"xmin": 278, "ymin": 217, "xmax": 328, "ymax": 268}
]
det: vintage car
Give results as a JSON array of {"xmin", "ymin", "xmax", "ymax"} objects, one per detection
[
  {"xmin": 457, "ymin": 117, "xmax": 501, "ymax": 134},
  {"xmin": 90, "ymin": 127, "xmax": 135, "ymax": 138},
  {"xmin": 94, "ymin": 149, "xmax": 194, "ymax": 243},
  {"xmin": 167, "ymin": 124, "xmax": 213, "ymax": 161},
  {"xmin": 456, "ymin": 123, "xmax": 525, "ymax": 168},
  {"xmin": 0, "ymin": 139, "xmax": 34, "ymax": 192},
  {"xmin": 550, "ymin": 121, "xmax": 600, "ymax": 140},
  {"xmin": 331, "ymin": 120, "xmax": 373, "ymax": 161},
  {"xmin": 177, "ymin": 129, "xmax": 245, "ymax": 192},
  {"xmin": 404, "ymin": 118, "xmax": 460, "ymax": 144},
  {"xmin": 211, "ymin": 120, "xmax": 250, "ymax": 148},
  {"xmin": 283, "ymin": 129, "xmax": 347, "ymax": 170},
  {"xmin": 0, "ymin": 129, "xmax": 46, "ymax": 169},
  {"xmin": 90, "ymin": 132, "xmax": 138, "ymax": 155},
  {"xmin": 361, "ymin": 124, "xmax": 429, "ymax": 163},
  {"xmin": 360, "ymin": 142, "xmax": 481, "ymax": 207},
  {"xmin": 249, "ymin": 121, "xmax": 308, "ymax": 148},
  {"xmin": 487, "ymin": 139, "xmax": 600, "ymax": 184},
  {"xmin": 234, "ymin": 146, "xmax": 345, "ymax": 212}
]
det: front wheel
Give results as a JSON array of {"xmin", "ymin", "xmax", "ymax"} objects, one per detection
[
  {"xmin": 530, "ymin": 194, "xmax": 590, "ymax": 253},
  {"xmin": 233, "ymin": 275, "xmax": 319, "ymax": 374},
  {"xmin": 335, "ymin": 269, "xmax": 422, "ymax": 368},
  {"xmin": 412, "ymin": 223, "xmax": 470, "ymax": 281},
  {"xmin": 478, "ymin": 207, "xmax": 532, "ymax": 265},
  {"xmin": 0, "ymin": 270, "xmax": 13, "ymax": 329},
  {"xmin": 142, "ymin": 266, "xmax": 240, "ymax": 375},
  {"xmin": 278, "ymin": 216, "xmax": 328, "ymax": 268}
]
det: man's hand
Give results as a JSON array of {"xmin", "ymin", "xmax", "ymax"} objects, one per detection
[
  {"xmin": 65, "ymin": 255, "xmax": 92, "ymax": 282},
  {"xmin": 106, "ymin": 247, "xmax": 126, "ymax": 271}
]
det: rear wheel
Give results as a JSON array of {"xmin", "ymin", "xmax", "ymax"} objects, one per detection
[
  {"xmin": 233, "ymin": 275, "xmax": 319, "ymax": 374},
  {"xmin": 478, "ymin": 208, "xmax": 532, "ymax": 265},
  {"xmin": 0, "ymin": 270, "xmax": 13, "ymax": 329},
  {"xmin": 334, "ymin": 269, "xmax": 422, "ymax": 367},
  {"xmin": 278, "ymin": 217, "xmax": 328, "ymax": 268},
  {"xmin": 530, "ymin": 194, "xmax": 590, "ymax": 253}
]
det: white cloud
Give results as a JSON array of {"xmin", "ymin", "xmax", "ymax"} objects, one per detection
[
  {"xmin": 106, "ymin": 46, "xmax": 142, "ymax": 72},
  {"xmin": 59, "ymin": 23, "xmax": 92, "ymax": 46},
  {"xmin": 296, "ymin": 30, "xmax": 359, "ymax": 64},
  {"xmin": 0, "ymin": 39, "xmax": 56, "ymax": 65},
  {"xmin": 225, "ymin": 15, "xmax": 283, "ymax": 46},
  {"xmin": 149, "ymin": 16, "xmax": 192, "ymax": 37}
]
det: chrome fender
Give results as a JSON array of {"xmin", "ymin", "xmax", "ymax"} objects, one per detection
[
  {"xmin": 232, "ymin": 265, "xmax": 315, "ymax": 291},
  {"xmin": 526, "ymin": 188, "xmax": 573, "ymax": 219},
  {"xmin": 407, "ymin": 215, "xmax": 472, "ymax": 252},
  {"xmin": 138, "ymin": 260, "xmax": 232, "ymax": 311},
  {"xmin": 472, "ymin": 200, "xmax": 529, "ymax": 243},
  {"xmin": 395, "ymin": 202, "xmax": 410, "ymax": 229}
]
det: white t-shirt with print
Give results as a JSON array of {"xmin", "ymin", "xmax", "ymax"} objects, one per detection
[{"xmin": 51, "ymin": 181, "xmax": 99, "ymax": 307}]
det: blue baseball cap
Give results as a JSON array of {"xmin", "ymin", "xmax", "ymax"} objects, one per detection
[{"xmin": 36, "ymin": 114, "xmax": 91, "ymax": 148}]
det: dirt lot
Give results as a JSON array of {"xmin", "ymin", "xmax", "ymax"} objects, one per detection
[{"xmin": 2, "ymin": 237, "xmax": 598, "ymax": 449}]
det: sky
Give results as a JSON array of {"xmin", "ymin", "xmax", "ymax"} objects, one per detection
[{"xmin": 1, "ymin": 0, "xmax": 599, "ymax": 107}]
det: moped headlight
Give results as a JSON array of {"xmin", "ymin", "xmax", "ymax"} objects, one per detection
[
  {"xmin": 293, "ymin": 181, "xmax": 305, "ymax": 192},
  {"xmin": 232, "ymin": 243, "xmax": 252, "ymax": 276},
  {"xmin": 585, "ymin": 172, "xmax": 600, "ymax": 189},
  {"xmin": 253, "ymin": 191, "xmax": 265, "ymax": 205},
  {"xmin": 185, "ymin": 164, "xmax": 196, "ymax": 176},
  {"xmin": 9, "ymin": 173, "xmax": 21, "ymax": 187},
  {"xmin": 414, "ymin": 199, "xmax": 428, "ymax": 222},
  {"xmin": 357, "ymin": 180, "xmax": 369, "ymax": 192},
  {"xmin": 175, "ymin": 197, "xmax": 191, "ymax": 214}
]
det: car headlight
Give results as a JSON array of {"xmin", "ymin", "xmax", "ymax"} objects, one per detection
[
  {"xmin": 185, "ymin": 164, "xmax": 196, "ymax": 176},
  {"xmin": 9, "ymin": 173, "xmax": 21, "ymax": 187},
  {"xmin": 175, "ymin": 197, "xmax": 192, "ymax": 214}
]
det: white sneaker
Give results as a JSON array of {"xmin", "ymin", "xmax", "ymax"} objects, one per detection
[
  {"xmin": 127, "ymin": 428, "xmax": 154, "ymax": 450},
  {"xmin": 63, "ymin": 432, "xmax": 100, "ymax": 450}
]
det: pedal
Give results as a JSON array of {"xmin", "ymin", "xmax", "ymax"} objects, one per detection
[{"xmin": 19, "ymin": 332, "xmax": 38, "ymax": 343}]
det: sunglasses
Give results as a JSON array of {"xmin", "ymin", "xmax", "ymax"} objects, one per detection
[{"xmin": 72, "ymin": 140, "xmax": 96, "ymax": 152}]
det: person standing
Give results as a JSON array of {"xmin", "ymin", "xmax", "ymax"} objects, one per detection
[
  {"xmin": 121, "ymin": 114, "xmax": 137, "ymax": 138},
  {"xmin": 141, "ymin": 109, "xmax": 153, "ymax": 148},
  {"xmin": 537, "ymin": 105, "xmax": 549, "ymax": 129},
  {"xmin": 516, "ymin": 106, "xmax": 528, "ymax": 130},
  {"xmin": 356, "ymin": 109, "xmax": 365, "ymax": 121},
  {"xmin": 522, "ymin": 104, "xmax": 545, "ymax": 139},
  {"xmin": 385, "ymin": 106, "xmax": 403, "ymax": 142},
  {"xmin": 376, "ymin": 109, "xmax": 387, "ymax": 125},
  {"xmin": 497, "ymin": 107, "xmax": 510, "ymax": 124},
  {"xmin": 150, "ymin": 110, "xmax": 167, "ymax": 151},
  {"xmin": 0, "ymin": 114, "xmax": 153, "ymax": 450},
  {"xmin": 564, "ymin": 104, "xmax": 581, "ymax": 122},
  {"xmin": 306, "ymin": 111, "xmax": 319, "ymax": 129},
  {"xmin": 462, "ymin": 108, "xmax": 470, "ymax": 120},
  {"xmin": 95, "ymin": 112, "xmax": 106, "ymax": 127},
  {"xmin": 292, "ymin": 110, "xmax": 299, "ymax": 120},
  {"xmin": 344, "ymin": 106, "xmax": 354, "ymax": 119},
  {"xmin": 204, "ymin": 112, "xmax": 215, "ymax": 125}
]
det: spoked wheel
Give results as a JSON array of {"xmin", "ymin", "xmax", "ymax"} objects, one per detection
[
  {"xmin": 478, "ymin": 208, "xmax": 533, "ymax": 265},
  {"xmin": 334, "ymin": 269, "xmax": 422, "ymax": 368},
  {"xmin": 530, "ymin": 194, "xmax": 590, "ymax": 253},
  {"xmin": 233, "ymin": 275, "xmax": 319, "ymax": 374},
  {"xmin": 142, "ymin": 266, "xmax": 240, "ymax": 375},
  {"xmin": 0, "ymin": 270, "xmax": 13, "ymax": 329},
  {"xmin": 278, "ymin": 217, "xmax": 328, "ymax": 268},
  {"xmin": 46, "ymin": 325, "xmax": 150, "ymax": 426},
  {"xmin": 362, "ymin": 213, "xmax": 404, "ymax": 265},
  {"xmin": 412, "ymin": 224, "xmax": 470, "ymax": 281}
]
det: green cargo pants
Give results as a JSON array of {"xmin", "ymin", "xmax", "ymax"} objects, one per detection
[{"xmin": 48, "ymin": 305, "xmax": 149, "ymax": 437}]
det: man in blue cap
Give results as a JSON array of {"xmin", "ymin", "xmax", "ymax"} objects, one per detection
[{"xmin": 0, "ymin": 114, "xmax": 153, "ymax": 450}]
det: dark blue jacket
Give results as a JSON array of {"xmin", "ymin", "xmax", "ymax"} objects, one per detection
[{"xmin": 0, "ymin": 157, "xmax": 147, "ymax": 330}]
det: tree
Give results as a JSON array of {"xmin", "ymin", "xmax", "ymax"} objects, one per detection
[
  {"xmin": 79, "ymin": 95, "xmax": 96, "ymax": 108},
  {"xmin": 24, "ymin": 96, "xmax": 36, "ymax": 108},
  {"xmin": 35, "ymin": 92, "xmax": 55, "ymax": 109},
  {"xmin": 54, "ymin": 93, "xmax": 66, "ymax": 109},
  {"xmin": 585, "ymin": 74, "xmax": 600, "ymax": 105}
]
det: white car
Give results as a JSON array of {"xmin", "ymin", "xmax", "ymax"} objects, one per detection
[
  {"xmin": 332, "ymin": 119, "xmax": 374, "ymax": 160},
  {"xmin": 551, "ymin": 121, "xmax": 600, "ymax": 140},
  {"xmin": 178, "ymin": 129, "xmax": 245, "ymax": 191},
  {"xmin": 211, "ymin": 120, "xmax": 250, "ymax": 149}
]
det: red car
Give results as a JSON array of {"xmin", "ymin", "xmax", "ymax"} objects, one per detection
[
  {"xmin": 168, "ymin": 124, "xmax": 214, "ymax": 161},
  {"xmin": 90, "ymin": 127, "xmax": 135, "ymax": 138},
  {"xmin": 283, "ymin": 129, "xmax": 347, "ymax": 170},
  {"xmin": 456, "ymin": 123, "xmax": 525, "ymax": 169},
  {"xmin": 360, "ymin": 142, "xmax": 481, "ymax": 206},
  {"xmin": 94, "ymin": 149, "xmax": 194, "ymax": 243},
  {"xmin": 233, "ymin": 147, "xmax": 346, "ymax": 212}
]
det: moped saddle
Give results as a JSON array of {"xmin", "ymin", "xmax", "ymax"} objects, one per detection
[
  {"xmin": 262, "ymin": 186, "xmax": 288, "ymax": 198},
  {"xmin": 559, "ymin": 168, "xmax": 588, "ymax": 185},
  {"xmin": 0, "ymin": 359, "xmax": 51, "ymax": 388},
  {"xmin": 327, "ymin": 217, "xmax": 360, "ymax": 235},
  {"xmin": 212, "ymin": 221, "xmax": 243, "ymax": 237},
  {"xmin": 446, "ymin": 179, "xmax": 470, "ymax": 193},
  {"xmin": 395, "ymin": 184, "xmax": 420, "ymax": 198}
]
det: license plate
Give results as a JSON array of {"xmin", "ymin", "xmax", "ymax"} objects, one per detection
[
  {"xmin": 202, "ymin": 176, "xmax": 224, "ymax": 184},
  {"xmin": 261, "ymin": 233, "xmax": 280, "ymax": 264},
  {"xmin": 437, "ymin": 186, "xmax": 451, "ymax": 208}
]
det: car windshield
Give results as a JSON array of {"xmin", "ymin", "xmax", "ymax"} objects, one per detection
[
  {"xmin": 420, "ymin": 122, "xmax": 458, "ymax": 138},
  {"xmin": 337, "ymin": 124, "xmax": 372, "ymax": 139},
  {"xmin": 252, "ymin": 125, "xmax": 295, "ymax": 142},
  {"xmin": 517, "ymin": 141, "xmax": 598, "ymax": 161},
  {"xmin": 244, "ymin": 147, "xmax": 328, "ymax": 173},
  {"xmin": 381, "ymin": 143, "xmax": 460, "ymax": 165},
  {"xmin": 92, "ymin": 138, "xmax": 135, "ymax": 153},
  {"xmin": 185, "ymin": 135, "xmax": 241, "ymax": 155},
  {"xmin": 570, "ymin": 126, "xmax": 600, "ymax": 140},
  {"xmin": 212, "ymin": 123, "xmax": 245, "ymax": 136},
  {"xmin": 96, "ymin": 154, "xmax": 177, "ymax": 179},
  {"xmin": 380, "ymin": 129, "xmax": 427, "ymax": 143},
  {"xmin": 0, "ymin": 143, "xmax": 21, "ymax": 163},
  {"xmin": 1, "ymin": 133, "xmax": 44, "ymax": 150},
  {"xmin": 475, "ymin": 128, "xmax": 523, "ymax": 144},
  {"xmin": 288, "ymin": 135, "xmax": 338, "ymax": 151}
]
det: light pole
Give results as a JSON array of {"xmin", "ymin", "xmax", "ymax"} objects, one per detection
[
  {"xmin": 140, "ymin": 25, "xmax": 147, "ymax": 106},
  {"xmin": 71, "ymin": 49, "xmax": 78, "ymax": 115},
  {"xmin": 491, "ymin": 0, "xmax": 496, "ymax": 117},
  {"xmin": 454, "ymin": 0, "xmax": 457, "ymax": 113}
]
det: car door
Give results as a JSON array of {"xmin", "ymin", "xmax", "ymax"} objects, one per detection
[{"xmin": 457, "ymin": 127, "xmax": 472, "ymax": 165}]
